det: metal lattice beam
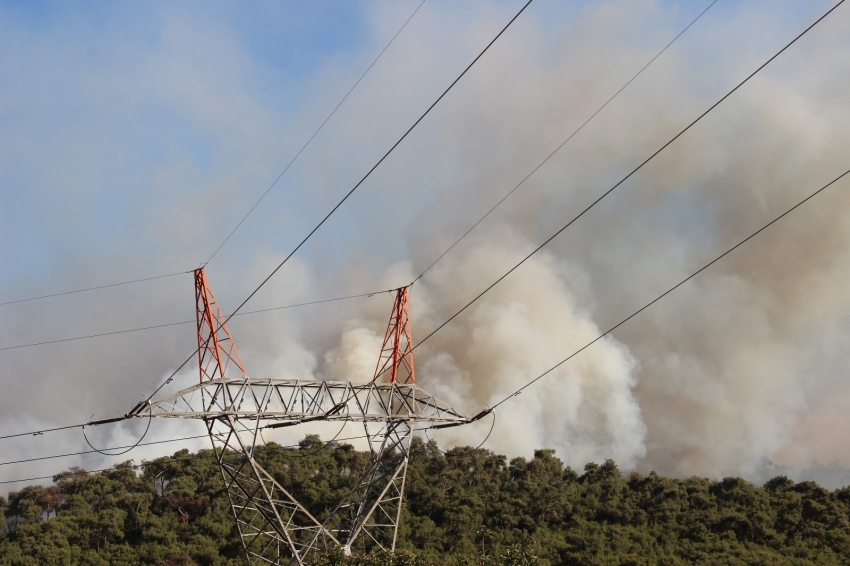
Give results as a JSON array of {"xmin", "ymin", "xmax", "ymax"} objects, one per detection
[
  {"xmin": 145, "ymin": 378, "xmax": 467, "ymax": 425},
  {"xmin": 135, "ymin": 269, "xmax": 473, "ymax": 565}
]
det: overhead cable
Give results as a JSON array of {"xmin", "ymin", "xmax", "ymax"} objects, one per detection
[
  {"xmin": 132, "ymin": 0, "xmax": 535, "ymax": 415},
  {"xmin": 424, "ymin": 409, "xmax": 497, "ymax": 457},
  {"xmin": 408, "ymin": 0, "xmax": 845, "ymax": 354},
  {"xmin": 0, "ymin": 0, "xmax": 533, "ymax": 444},
  {"xmin": 0, "ymin": 433, "xmax": 208, "ymax": 467},
  {"xmin": 202, "ymin": 0, "xmax": 427, "ymax": 266},
  {"xmin": 0, "ymin": 0, "xmax": 426, "ymax": 310},
  {"xmin": 0, "ymin": 422, "xmax": 92, "ymax": 442},
  {"xmin": 7, "ymin": 0, "xmax": 837, "ymax": 444},
  {"xmin": 485, "ymin": 167, "xmax": 850, "ymax": 411},
  {"xmin": 0, "ymin": 288, "xmax": 396, "ymax": 352},
  {"xmin": 0, "ymin": 434, "xmax": 372, "ymax": 486},
  {"xmin": 0, "ymin": 287, "xmax": 398, "ymax": 437},
  {"xmin": 413, "ymin": 0, "xmax": 719, "ymax": 283},
  {"xmin": 0, "ymin": 424, "xmax": 465, "ymax": 484},
  {"xmin": 1, "ymin": 0, "xmax": 713, "ymax": 352},
  {"xmin": 1, "ymin": 320, "xmax": 192, "ymax": 352},
  {"xmin": 0, "ymin": 270, "xmax": 192, "ymax": 307}
]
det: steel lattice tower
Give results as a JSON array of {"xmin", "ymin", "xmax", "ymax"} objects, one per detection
[{"xmin": 130, "ymin": 268, "xmax": 471, "ymax": 565}]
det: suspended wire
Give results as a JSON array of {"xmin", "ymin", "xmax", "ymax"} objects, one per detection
[
  {"xmin": 412, "ymin": 0, "xmax": 718, "ymax": 284},
  {"xmin": 1, "ymin": 426, "xmax": 366, "ymax": 469},
  {"xmin": 83, "ymin": 409, "xmax": 153, "ymax": 457},
  {"xmin": 0, "ymin": 433, "xmax": 375, "ymax": 486},
  {"xmin": 0, "ymin": 1, "xmax": 426, "ymax": 310},
  {"xmin": 0, "ymin": 288, "xmax": 397, "ymax": 352},
  {"xmin": 0, "ymin": 3, "xmax": 435, "ymax": 451},
  {"xmin": 0, "ymin": 422, "xmax": 91, "ymax": 442},
  {"xmin": 0, "ymin": 465, "xmax": 164, "ymax": 487},
  {"xmin": 134, "ymin": 0, "xmax": 535, "ymax": 414},
  {"xmin": 0, "ymin": 320, "xmax": 192, "ymax": 352},
  {"xmin": 4, "ymin": 5, "xmax": 841, "ymax": 491},
  {"xmin": 0, "ymin": 0, "xmax": 716, "ymax": 440},
  {"xmin": 4, "ymin": 0, "xmax": 837, "ymax": 448},
  {"xmin": 0, "ymin": 433, "xmax": 209, "ymax": 467},
  {"xmin": 0, "ymin": 0, "xmax": 698, "ymax": 469},
  {"xmin": 2, "ymin": 0, "xmax": 715, "ymax": 352},
  {"xmin": 0, "ymin": 270, "xmax": 192, "ymax": 308},
  {"xmin": 406, "ymin": 0, "xmax": 845, "ymax": 355},
  {"xmin": 424, "ymin": 409, "xmax": 497, "ymax": 457},
  {"xmin": 0, "ymin": 290, "xmax": 399, "ymax": 439},
  {"xmin": 0, "ymin": 426, "xmax": 453, "ymax": 485},
  {"xmin": 485, "ymin": 167, "xmax": 850, "ymax": 412},
  {"xmin": 203, "ymin": 0, "xmax": 427, "ymax": 267},
  {"xmin": 0, "ymin": 0, "xmax": 710, "ymax": 356}
]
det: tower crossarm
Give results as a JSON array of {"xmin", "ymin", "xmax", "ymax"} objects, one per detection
[
  {"xmin": 142, "ymin": 270, "xmax": 477, "ymax": 563},
  {"xmin": 139, "ymin": 378, "xmax": 469, "ymax": 425}
]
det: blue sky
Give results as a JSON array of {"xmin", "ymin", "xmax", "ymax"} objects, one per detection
[
  {"xmin": 1, "ymin": 0, "xmax": 831, "ymax": 287},
  {"xmin": 2, "ymin": 0, "xmax": 850, "ymax": 487}
]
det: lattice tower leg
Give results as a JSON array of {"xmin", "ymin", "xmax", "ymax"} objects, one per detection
[
  {"xmin": 205, "ymin": 410, "xmax": 338, "ymax": 565},
  {"xmin": 314, "ymin": 419, "xmax": 412, "ymax": 555}
]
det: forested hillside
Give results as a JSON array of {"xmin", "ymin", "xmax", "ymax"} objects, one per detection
[{"xmin": 2, "ymin": 436, "xmax": 849, "ymax": 565}]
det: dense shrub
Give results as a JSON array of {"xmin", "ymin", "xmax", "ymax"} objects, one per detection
[{"xmin": 1, "ymin": 437, "xmax": 849, "ymax": 565}]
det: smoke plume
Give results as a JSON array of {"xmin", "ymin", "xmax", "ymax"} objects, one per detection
[{"xmin": 3, "ymin": 0, "xmax": 850, "ymax": 489}]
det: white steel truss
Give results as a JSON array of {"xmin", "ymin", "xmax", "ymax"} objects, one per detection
[
  {"xmin": 143, "ymin": 378, "xmax": 467, "ymax": 425},
  {"xmin": 134, "ymin": 378, "xmax": 467, "ymax": 564},
  {"xmin": 129, "ymin": 269, "xmax": 473, "ymax": 565}
]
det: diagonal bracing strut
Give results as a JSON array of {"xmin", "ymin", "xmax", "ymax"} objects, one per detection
[{"xmin": 133, "ymin": 268, "xmax": 473, "ymax": 565}]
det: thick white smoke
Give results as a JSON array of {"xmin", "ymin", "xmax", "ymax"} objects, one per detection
[
  {"xmin": 3, "ymin": 0, "xmax": 850, "ymax": 489},
  {"xmin": 323, "ymin": 238, "xmax": 646, "ymax": 469}
]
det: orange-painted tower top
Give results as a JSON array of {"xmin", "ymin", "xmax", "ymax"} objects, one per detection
[
  {"xmin": 194, "ymin": 267, "xmax": 246, "ymax": 382},
  {"xmin": 372, "ymin": 287, "xmax": 415, "ymax": 384}
]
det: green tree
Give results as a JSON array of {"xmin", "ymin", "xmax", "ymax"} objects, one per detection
[{"xmin": 3, "ymin": 437, "xmax": 850, "ymax": 565}]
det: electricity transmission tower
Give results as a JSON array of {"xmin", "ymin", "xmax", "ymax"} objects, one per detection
[{"xmin": 132, "ymin": 268, "xmax": 472, "ymax": 565}]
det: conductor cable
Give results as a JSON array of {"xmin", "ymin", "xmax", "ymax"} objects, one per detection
[
  {"xmin": 0, "ymin": 0, "xmax": 426, "ymax": 309},
  {"xmin": 0, "ymin": 287, "xmax": 397, "ymax": 351},
  {"xmin": 408, "ymin": 0, "xmax": 846, "ymax": 354},
  {"xmin": 134, "ymin": 0, "xmax": 535, "ymax": 412},
  {"xmin": 424, "ymin": 408, "xmax": 497, "ymax": 457},
  {"xmin": 486, "ymin": 167, "xmax": 850, "ymax": 411},
  {"xmin": 203, "ymin": 0, "xmax": 427, "ymax": 266},
  {"xmin": 412, "ymin": 0, "xmax": 719, "ymax": 284}
]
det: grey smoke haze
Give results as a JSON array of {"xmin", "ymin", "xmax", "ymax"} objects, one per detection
[{"xmin": 2, "ymin": 0, "xmax": 850, "ymax": 490}]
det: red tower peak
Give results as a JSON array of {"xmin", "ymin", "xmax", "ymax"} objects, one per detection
[
  {"xmin": 372, "ymin": 287, "xmax": 415, "ymax": 384},
  {"xmin": 194, "ymin": 267, "xmax": 246, "ymax": 382}
]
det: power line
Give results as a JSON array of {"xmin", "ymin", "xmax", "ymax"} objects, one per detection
[
  {"xmin": 0, "ymin": 320, "xmax": 192, "ymax": 352},
  {"xmin": 203, "ymin": 0, "xmax": 427, "ymax": 267},
  {"xmin": 39, "ymin": 154, "xmax": 818, "ymax": 484},
  {"xmin": 0, "ymin": 428, "xmax": 379, "ymax": 468},
  {"xmin": 412, "ymin": 0, "xmax": 718, "ymax": 284},
  {"xmin": 133, "ymin": 0, "xmax": 535, "ymax": 416},
  {"xmin": 0, "ymin": 0, "xmax": 533, "ymax": 444},
  {"xmin": 0, "ymin": 422, "xmax": 93, "ymax": 442},
  {"xmin": 0, "ymin": 270, "xmax": 192, "ymax": 307},
  {"xmin": 0, "ymin": 288, "xmax": 395, "ymax": 438},
  {"xmin": 4, "ymin": 0, "xmax": 838, "ymax": 450},
  {"xmin": 4, "ymin": 2, "xmax": 841, "ymax": 488},
  {"xmin": 0, "ymin": 434, "xmax": 208, "ymax": 467},
  {"xmin": 407, "ymin": 0, "xmax": 844, "ymax": 354},
  {"xmin": 0, "ymin": 288, "xmax": 396, "ymax": 352},
  {"xmin": 0, "ymin": 424, "xmax": 455, "ymax": 484},
  {"xmin": 0, "ymin": 465, "xmax": 161, "ymax": 487},
  {"xmin": 0, "ymin": 0, "xmax": 425, "ymax": 310},
  {"xmin": 7, "ymin": 0, "xmax": 716, "ymax": 352},
  {"xmin": 1, "ymin": 0, "xmax": 716, "ymax": 367},
  {"xmin": 486, "ymin": 167, "xmax": 850, "ymax": 411},
  {"xmin": 15, "ymin": 0, "xmax": 833, "ymax": 464},
  {"xmin": 0, "ymin": 434, "xmax": 372, "ymax": 486}
]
